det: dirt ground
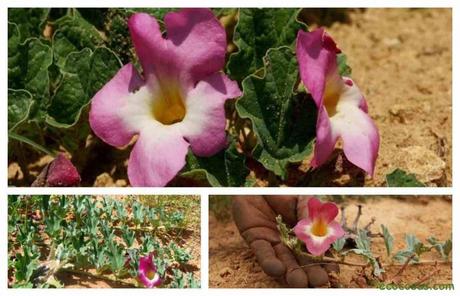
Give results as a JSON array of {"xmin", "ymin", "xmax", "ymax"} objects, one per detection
[
  {"xmin": 326, "ymin": 8, "xmax": 452, "ymax": 186},
  {"xmin": 209, "ymin": 196, "xmax": 452, "ymax": 288}
]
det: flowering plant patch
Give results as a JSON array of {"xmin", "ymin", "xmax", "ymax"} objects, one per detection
[
  {"xmin": 8, "ymin": 8, "xmax": 428, "ymax": 187},
  {"xmin": 277, "ymin": 196, "xmax": 452, "ymax": 286},
  {"xmin": 8, "ymin": 195, "xmax": 200, "ymax": 288}
]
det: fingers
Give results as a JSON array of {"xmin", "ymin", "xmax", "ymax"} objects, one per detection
[
  {"xmin": 264, "ymin": 196, "xmax": 298, "ymax": 227},
  {"xmin": 250, "ymin": 240, "xmax": 285, "ymax": 277},
  {"xmin": 273, "ymin": 243, "xmax": 309, "ymax": 288},
  {"xmin": 296, "ymin": 256, "xmax": 331, "ymax": 287}
]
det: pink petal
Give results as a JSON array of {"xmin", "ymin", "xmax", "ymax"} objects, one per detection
[
  {"xmin": 293, "ymin": 218, "xmax": 313, "ymax": 243},
  {"xmin": 307, "ymin": 197, "xmax": 339, "ymax": 223},
  {"xmin": 128, "ymin": 9, "xmax": 226, "ymax": 89},
  {"xmin": 296, "ymin": 28, "xmax": 343, "ymax": 108},
  {"xmin": 138, "ymin": 254, "xmax": 161, "ymax": 288},
  {"xmin": 331, "ymin": 104, "xmax": 380, "ymax": 176},
  {"xmin": 164, "ymin": 8, "xmax": 226, "ymax": 84},
  {"xmin": 329, "ymin": 81, "xmax": 380, "ymax": 175},
  {"xmin": 311, "ymin": 106, "xmax": 338, "ymax": 168},
  {"xmin": 306, "ymin": 197, "xmax": 322, "ymax": 221},
  {"xmin": 89, "ymin": 63, "xmax": 145, "ymax": 147},
  {"xmin": 127, "ymin": 126, "xmax": 189, "ymax": 187},
  {"xmin": 318, "ymin": 202, "xmax": 339, "ymax": 223},
  {"xmin": 180, "ymin": 73, "xmax": 242, "ymax": 156}
]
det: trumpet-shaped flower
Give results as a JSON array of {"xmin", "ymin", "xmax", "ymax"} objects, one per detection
[
  {"xmin": 89, "ymin": 9, "xmax": 242, "ymax": 186},
  {"xmin": 296, "ymin": 28, "xmax": 379, "ymax": 175},
  {"xmin": 294, "ymin": 197, "xmax": 345, "ymax": 256},
  {"xmin": 138, "ymin": 253, "xmax": 161, "ymax": 288}
]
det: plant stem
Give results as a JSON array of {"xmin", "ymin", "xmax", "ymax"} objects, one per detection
[{"xmin": 9, "ymin": 131, "xmax": 55, "ymax": 156}]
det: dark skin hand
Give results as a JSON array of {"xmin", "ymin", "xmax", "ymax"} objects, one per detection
[{"xmin": 232, "ymin": 195, "xmax": 339, "ymax": 288}]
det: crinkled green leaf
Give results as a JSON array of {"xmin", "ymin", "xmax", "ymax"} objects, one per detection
[
  {"xmin": 46, "ymin": 47, "xmax": 122, "ymax": 127},
  {"xmin": 386, "ymin": 169, "xmax": 425, "ymax": 187},
  {"xmin": 8, "ymin": 89, "xmax": 34, "ymax": 131},
  {"xmin": 54, "ymin": 9, "xmax": 104, "ymax": 51},
  {"xmin": 228, "ymin": 8, "xmax": 305, "ymax": 80},
  {"xmin": 355, "ymin": 229, "xmax": 371, "ymax": 251},
  {"xmin": 393, "ymin": 234, "xmax": 430, "ymax": 263},
  {"xmin": 381, "ymin": 224, "xmax": 394, "ymax": 257},
  {"xmin": 8, "ymin": 8, "xmax": 49, "ymax": 41},
  {"xmin": 181, "ymin": 141, "xmax": 249, "ymax": 187},
  {"xmin": 427, "ymin": 237, "xmax": 452, "ymax": 260},
  {"xmin": 349, "ymin": 248, "xmax": 384, "ymax": 276},
  {"xmin": 236, "ymin": 47, "xmax": 316, "ymax": 179}
]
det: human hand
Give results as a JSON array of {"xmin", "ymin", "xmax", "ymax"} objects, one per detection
[{"xmin": 232, "ymin": 195, "xmax": 339, "ymax": 288}]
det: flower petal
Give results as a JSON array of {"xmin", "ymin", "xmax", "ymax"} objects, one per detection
[
  {"xmin": 89, "ymin": 63, "xmax": 145, "ymax": 147},
  {"xmin": 296, "ymin": 28, "xmax": 343, "ymax": 108},
  {"xmin": 179, "ymin": 73, "xmax": 242, "ymax": 156},
  {"xmin": 164, "ymin": 8, "xmax": 226, "ymax": 84},
  {"xmin": 128, "ymin": 13, "xmax": 174, "ymax": 82},
  {"xmin": 330, "ymin": 82, "xmax": 380, "ymax": 175},
  {"xmin": 128, "ymin": 9, "xmax": 226, "ymax": 89},
  {"xmin": 306, "ymin": 197, "xmax": 339, "ymax": 223},
  {"xmin": 127, "ymin": 125, "xmax": 189, "ymax": 187},
  {"xmin": 293, "ymin": 218, "xmax": 313, "ymax": 243},
  {"xmin": 311, "ymin": 106, "xmax": 338, "ymax": 168}
]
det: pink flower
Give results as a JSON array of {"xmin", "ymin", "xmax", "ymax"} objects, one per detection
[
  {"xmin": 89, "ymin": 9, "xmax": 242, "ymax": 186},
  {"xmin": 138, "ymin": 253, "xmax": 161, "ymax": 288},
  {"xmin": 294, "ymin": 197, "xmax": 345, "ymax": 256},
  {"xmin": 296, "ymin": 28, "xmax": 379, "ymax": 175}
]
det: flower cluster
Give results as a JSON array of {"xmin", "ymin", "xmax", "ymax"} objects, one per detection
[{"xmin": 90, "ymin": 9, "xmax": 379, "ymax": 186}]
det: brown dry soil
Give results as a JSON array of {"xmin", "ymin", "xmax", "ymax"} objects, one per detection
[
  {"xmin": 209, "ymin": 196, "xmax": 452, "ymax": 288},
  {"xmin": 328, "ymin": 8, "xmax": 452, "ymax": 186}
]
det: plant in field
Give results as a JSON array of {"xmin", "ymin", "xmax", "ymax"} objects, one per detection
[
  {"xmin": 278, "ymin": 196, "xmax": 452, "ymax": 286},
  {"xmin": 89, "ymin": 8, "xmax": 241, "ymax": 186},
  {"xmin": 8, "ymin": 195, "xmax": 199, "ymax": 288},
  {"xmin": 293, "ymin": 197, "xmax": 345, "ymax": 255},
  {"xmin": 296, "ymin": 28, "xmax": 379, "ymax": 175}
]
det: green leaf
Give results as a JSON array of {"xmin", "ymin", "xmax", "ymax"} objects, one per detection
[
  {"xmin": 393, "ymin": 234, "xmax": 430, "ymax": 263},
  {"xmin": 180, "ymin": 141, "xmax": 249, "ymax": 187},
  {"xmin": 46, "ymin": 47, "xmax": 122, "ymax": 127},
  {"xmin": 8, "ymin": 8, "xmax": 50, "ymax": 41},
  {"xmin": 427, "ymin": 237, "xmax": 452, "ymax": 260},
  {"xmin": 8, "ymin": 89, "xmax": 34, "ymax": 131},
  {"xmin": 381, "ymin": 224, "xmax": 394, "ymax": 257},
  {"xmin": 355, "ymin": 229, "xmax": 371, "ymax": 251},
  {"xmin": 54, "ymin": 9, "xmax": 104, "ymax": 51},
  {"xmin": 386, "ymin": 169, "xmax": 425, "ymax": 187},
  {"xmin": 332, "ymin": 237, "xmax": 346, "ymax": 252},
  {"xmin": 228, "ymin": 8, "xmax": 305, "ymax": 81},
  {"xmin": 337, "ymin": 53, "xmax": 352, "ymax": 77},
  {"xmin": 236, "ymin": 47, "xmax": 316, "ymax": 179}
]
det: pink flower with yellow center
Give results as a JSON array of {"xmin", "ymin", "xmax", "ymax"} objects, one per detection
[
  {"xmin": 296, "ymin": 28, "xmax": 379, "ymax": 175},
  {"xmin": 89, "ymin": 9, "xmax": 242, "ymax": 186},
  {"xmin": 294, "ymin": 197, "xmax": 345, "ymax": 256},
  {"xmin": 138, "ymin": 253, "xmax": 161, "ymax": 288}
]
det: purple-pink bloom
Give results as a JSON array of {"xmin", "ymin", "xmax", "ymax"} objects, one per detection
[
  {"xmin": 294, "ymin": 197, "xmax": 345, "ymax": 256},
  {"xmin": 89, "ymin": 9, "xmax": 242, "ymax": 186},
  {"xmin": 296, "ymin": 28, "xmax": 379, "ymax": 175},
  {"xmin": 138, "ymin": 253, "xmax": 161, "ymax": 288}
]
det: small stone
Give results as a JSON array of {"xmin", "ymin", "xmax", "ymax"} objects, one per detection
[
  {"xmin": 396, "ymin": 146, "xmax": 446, "ymax": 183},
  {"xmin": 219, "ymin": 267, "xmax": 232, "ymax": 277}
]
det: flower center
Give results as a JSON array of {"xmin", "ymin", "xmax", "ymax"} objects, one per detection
[
  {"xmin": 146, "ymin": 270, "xmax": 157, "ymax": 280},
  {"xmin": 151, "ymin": 86, "xmax": 186, "ymax": 125},
  {"xmin": 311, "ymin": 219, "xmax": 328, "ymax": 237}
]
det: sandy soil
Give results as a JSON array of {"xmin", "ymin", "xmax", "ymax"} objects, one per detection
[
  {"xmin": 209, "ymin": 196, "xmax": 452, "ymax": 288},
  {"xmin": 326, "ymin": 8, "xmax": 452, "ymax": 186}
]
